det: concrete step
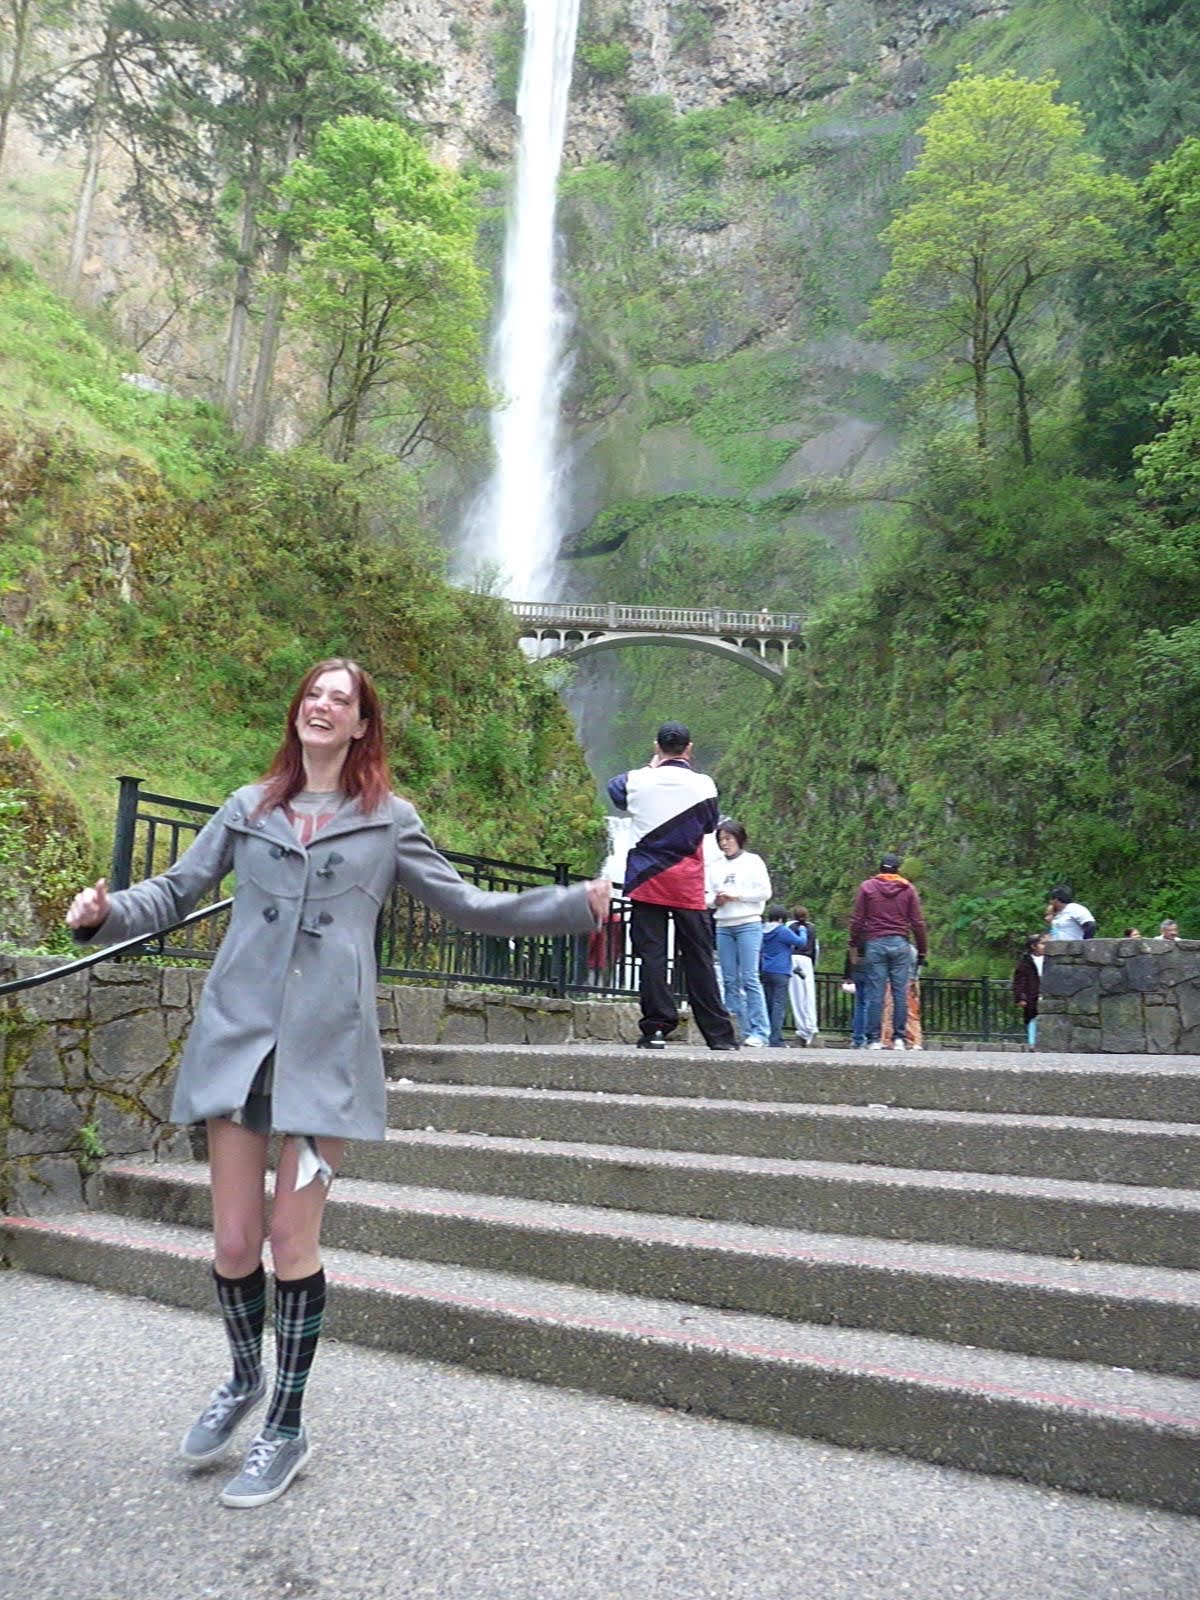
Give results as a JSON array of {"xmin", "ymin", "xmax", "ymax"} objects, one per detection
[
  {"xmin": 384, "ymin": 1043, "xmax": 1200, "ymax": 1121},
  {"xmin": 96, "ymin": 1160, "xmax": 1200, "ymax": 1378},
  {"xmin": 3, "ymin": 1207, "xmax": 1198, "ymax": 1515},
  {"xmin": 337, "ymin": 1128, "xmax": 1200, "ymax": 1269},
  {"xmin": 383, "ymin": 1081, "xmax": 1200, "ymax": 1188}
]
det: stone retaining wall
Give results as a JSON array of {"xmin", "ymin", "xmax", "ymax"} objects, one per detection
[
  {"xmin": 1038, "ymin": 937, "xmax": 1200, "ymax": 1053},
  {"xmin": 0, "ymin": 957, "xmax": 646, "ymax": 1215}
]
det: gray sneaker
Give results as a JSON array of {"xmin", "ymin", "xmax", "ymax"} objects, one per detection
[
  {"xmin": 220, "ymin": 1429, "xmax": 311, "ymax": 1508},
  {"xmin": 180, "ymin": 1378, "xmax": 267, "ymax": 1464}
]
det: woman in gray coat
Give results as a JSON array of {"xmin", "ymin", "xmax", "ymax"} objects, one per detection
[{"xmin": 67, "ymin": 657, "xmax": 609, "ymax": 1509}]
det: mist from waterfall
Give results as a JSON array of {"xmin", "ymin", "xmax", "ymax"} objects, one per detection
[{"xmin": 460, "ymin": 0, "xmax": 583, "ymax": 602}]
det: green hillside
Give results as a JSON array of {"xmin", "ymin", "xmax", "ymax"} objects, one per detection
[{"xmin": 0, "ymin": 251, "xmax": 605, "ymax": 949}]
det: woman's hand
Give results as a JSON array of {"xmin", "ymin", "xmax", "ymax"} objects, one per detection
[
  {"xmin": 585, "ymin": 878, "xmax": 612, "ymax": 925},
  {"xmin": 66, "ymin": 878, "xmax": 111, "ymax": 930}
]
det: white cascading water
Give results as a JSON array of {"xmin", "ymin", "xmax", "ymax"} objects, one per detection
[{"xmin": 462, "ymin": 0, "xmax": 583, "ymax": 601}]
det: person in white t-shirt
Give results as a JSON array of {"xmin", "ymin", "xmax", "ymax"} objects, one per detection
[{"xmin": 1045, "ymin": 886, "xmax": 1097, "ymax": 941}]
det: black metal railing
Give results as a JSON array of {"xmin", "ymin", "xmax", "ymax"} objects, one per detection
[
  {"xmin": 813, "ymin": 970, "xmax": 1015, "ymax": 1043},
  {"xmin": 0, "ymin": 779, "xmax": 1020, "ymax": 1038}
]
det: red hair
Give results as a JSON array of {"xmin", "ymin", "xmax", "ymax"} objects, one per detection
[{"xmin": 256, "ymin": 658, "xmax": 392, "ymax": 816}]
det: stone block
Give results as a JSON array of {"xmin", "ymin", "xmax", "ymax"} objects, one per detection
[
  {"xmin": 161, "ymin": 968, "xmax": 194, "ymax": 1010},
  {"xmin": 440, "ymin": 1007, "xmax": 485, "ymax": 1044},
  {"xmin": 1177, "ymin": 1025, "xmax": 1200, "ymax": 1055},
  {"xmin": 1122, "ymin": 955, "xmax": 1173, "ymax": 994},
  {"xmin": 1099, "ymin": 993, "xmax": 1147, "ymax": 1053},
  {"xmin": 11, "ymin": 1156, "xmax": 85, "ymax": 1214},
  {"xmin": 7, "ymin": 1086, "xmax": 84, "ymax": 1152},
  {"xmin": 92, "ymin": 1090, "xmax": 159, "ymax": 1155},
  {"xmin": 1066, "ymin": 1025, "xmax": 1103, "ymax": 1053},
  {"xmin": 88, "ymin": 1010, "xmax": 173, "ymax": 1085},
  {"xmin": 376, "ymin": 994, "xmax": 399, "ymax": 1041},
  {"xmin": 14, "ymin": 966, "xmax": 90, "ymax": 1023},
  {"xmin": 1040, "ymin": 963, "xmax": 1095, "ymax": 999},
  {"xmin": 1083, "ymin": 940, "xmax": 1119, "ymax": 965},
  {"xmin": 1098, "ymin": 967, "xmax": 1126, "ymax": 995},
  {"xmin": 1146, "ymin": 1002, "xmax": 1182, "ymax": 1054},
  {"xmin": 485, "ymin": 1004, "xmax": 527, "ymax": 1044},
  {"xmin": 1177, "ymin": 979, "xmax": 1200, "ymax": 1033},
  {"xmin": 90, "ymin": 968, "xmax": 159, "ymax": 1024},
  {"xmin": 393, "ymin": 986, "xmax": 446, "ymax": 1043},
  {"xmin": 16, "ymin": 1035, "xmax": 63, "ymax": 1089},
  {"xmin": 524, "ymin": 1006, "xmax": 572, "ymax": 1045},
  {"xmin": 1036, "ymin": 1015, "xmax": 1070, "ymax": 1050}
]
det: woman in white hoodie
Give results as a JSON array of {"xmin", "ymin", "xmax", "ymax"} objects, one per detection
[{"xmin": 708, "ymin": 820, "xmax": 773, "ymax": 1045}]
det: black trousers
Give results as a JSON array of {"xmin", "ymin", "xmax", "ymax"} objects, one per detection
[{"xmin": 629, "ymin": 901, "xmax": 736, "ymax": 1047}]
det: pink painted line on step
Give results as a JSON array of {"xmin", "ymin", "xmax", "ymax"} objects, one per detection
[
  {"xmin": 6, "ymin": 1214, "xmax": 1199, "ymax": 1434},
  {"xmin": 102, "ymin": 1161, "xmax": 1200, "ymax": 1309}
]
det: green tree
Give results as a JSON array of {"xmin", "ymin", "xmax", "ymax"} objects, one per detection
[
  {"xmin": 0, "ymin": 0, "xmax": 76, "ymax": 172},
  {"xmin": 1132, "ymin": 137, "xmax": 1200, "ymax": 564},
  {"xmin": 279, "ymin": 116, "xmax": 488, "ymax": 463},
  {"xmin": 868, "ymin": 69, "xmax": 1138, "ymax": 464}
]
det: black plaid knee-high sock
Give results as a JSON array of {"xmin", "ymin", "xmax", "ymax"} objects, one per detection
[
  {"xmin": 213, "ymin": 1263, "xmax": 266, "ymax": 1395},
  {"xmin": 264, "ymin": 1267, "xmax": 327, "ymax": 1440}
]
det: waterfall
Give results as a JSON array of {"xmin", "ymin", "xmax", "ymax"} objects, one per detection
[{"xmin": 461, "ymin": 0, "xmax": 583, "ymax": 602}]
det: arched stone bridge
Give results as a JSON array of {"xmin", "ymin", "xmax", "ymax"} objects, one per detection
[{"xmin": 506, "ymin": 602, "xmax": 804, "ymax": 681}]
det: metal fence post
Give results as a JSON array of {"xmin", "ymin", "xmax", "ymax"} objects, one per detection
[
  {"xmin": 980, "ymin": 976, "xmax": 991, "ymax": 1042},
  {"xmin": 110, "ymin": 776, "xmax": 142, "ymax": 891},
  {"xmin": 552, "ymin": 863, "xmax": 571, "ymax": 998}
]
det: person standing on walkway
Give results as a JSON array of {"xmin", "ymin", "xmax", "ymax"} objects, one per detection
[
  {"xmin": 1012, "ymin": 932, "xmax": 1046, "ymax": 1049},
  {"xmin": 849, "ymin": 852, "xmax": 928, "ymax": 1051},
  {"xmin": 66, "ymin": 658, "xmax": 609, "ymax": 1509},
  {"xmin": 1045, "ymin": 886, "xmax": 1096, "ymax": 940},
  {"xmin": 760, "ymin": 907, "xmax": 809, "ymax": 1047},
  {"xmin": 708, "ymin": 820, "xmax": 773, "ymax": 1047},
  {"xmin": 786, "ymin": 904, "xmax": 820, "ymax": 1045},
  {"xmin": 607, "ymin": 724, "xmax": 738, "ymax": 1050},
  {"xmin": 881, "ymin": 942, "xmax": 924, "ymax": 1050}
]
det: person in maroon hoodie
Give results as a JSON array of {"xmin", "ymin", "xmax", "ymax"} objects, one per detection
[{"xmin": 849, "ymin": 853, "xmax": 928, "ymax": 1050}]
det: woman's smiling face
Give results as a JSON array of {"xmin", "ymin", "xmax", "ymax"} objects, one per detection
[
  {"xmin": 717, "ymin": 829, "xmax": 740, "ymax": 857},
  {"xmin": 295, "ymin": 667, "xmax": 366, "ymax": 759}
]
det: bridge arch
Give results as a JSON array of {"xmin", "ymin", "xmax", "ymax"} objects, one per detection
[{"xmin": 532, "ymin": 630, "xmax": 784, "ymax": 682}]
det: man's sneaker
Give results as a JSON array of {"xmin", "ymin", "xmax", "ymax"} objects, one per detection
[
  {"xmin": 180, "ymin": 1378, "xmax": 267, "ymax": 1465},
  {"xmin": 742, "ymin": 1035, "xmax": 766, "ymax": 1048},
  {"xmin": 219, "ymin": 1429, "xmax": 311, "ymax": 1508},
  {"xmin": 867, "ymin": 1041, "xmax": 885, "ymax": 1050},
  {"xmin": 892, "ymin": 1038, "xmax": 906, "ymax": 1051},
  {"xmin": 636, "ymin": 1030, "xmax": 666, "ymax": 1049}
]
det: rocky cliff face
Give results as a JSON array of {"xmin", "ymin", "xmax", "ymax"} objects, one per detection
[{"xmin": 384, "ymin": 0, "xmax": 1012, "ymax": 166}]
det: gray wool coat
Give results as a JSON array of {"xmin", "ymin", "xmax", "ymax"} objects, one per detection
[{"xmin": 81, "ymin": 784, "xmax": 596, "ymax": 1140}]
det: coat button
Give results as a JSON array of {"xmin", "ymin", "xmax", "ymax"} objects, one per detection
[
  {"xmin": 262, "ymin": 906, "xmax": 279, "ymax": 922},
  {"xmin": 269, "ymin": 844, "xmax": 286, "ymax": 859},
  {"xmin": 318, "ymin": 911, "xmax": 333, "ymax": 925},
  {"xmin": 327, "ymin": 852, "xmax": 344, "ymax": 866}
]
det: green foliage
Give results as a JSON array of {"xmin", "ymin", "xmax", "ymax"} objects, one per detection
[
  {"xmin": 868, "ymin": 68, "xmax": 1139, "ymax": 458},
  {"xmin": 278, "ymin": 116, "xmax": 489, "ymax": 462},
  {"xmin": 579, "ymin": 40, "xmax": 630, "ymax": 80},
  {"xmin": 0, "ymin": 254, "xmax": 232, "ymax": 490}
]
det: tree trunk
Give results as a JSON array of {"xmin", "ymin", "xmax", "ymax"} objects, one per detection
[
  {"xmin": 0, "ymin": 0, "xmax": 34, "ymax": 175},
  {"xmin": 243, "ymin": 113, "xmax": 302, "ymax": 448},
  {"xmin": 220, "ymin": 139, "xmax": 264, "ymax": 417},
  {"xmin": 1001, "ymin": 332, "xmax": 1033, "ymax": 467},
  {"xmin": 66, "ymin": 23, "xmax": 118, "ymax": 295}
]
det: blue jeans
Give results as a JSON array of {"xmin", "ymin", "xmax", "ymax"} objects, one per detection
[
  {"xmin": 761, "ymin": 971, "xmax": 791, "ymax": 1047},
  {"xmin": 717, "ymin": 921, "xmax": 770, "ymax": 1042},
  {"xmin": 851, "ymin": 972, "xmax": 870, "ymax": 1047},
  {"xmin": 863, "ymin": 936, "xmax": 912, "ymax": 1043}
]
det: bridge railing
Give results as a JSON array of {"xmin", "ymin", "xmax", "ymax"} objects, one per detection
[{"xmin": 507, "ymin": 601, "xmax": 804, "ymax": 636}]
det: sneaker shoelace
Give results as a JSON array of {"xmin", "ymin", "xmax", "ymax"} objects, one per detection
[
  {"xmin": 200, "ymin": 1381, "xmax": 257, "ymax": 1429},
  {"xmin": 242, "ymin": 1435, "xmax": 286, "ymax": 1479}
]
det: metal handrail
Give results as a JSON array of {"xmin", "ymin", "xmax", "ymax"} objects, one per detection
[{"xmin": 0, "ymin": 898, "xmax": 233, "ymax": 997}]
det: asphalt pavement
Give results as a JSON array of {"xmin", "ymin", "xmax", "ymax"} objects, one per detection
[{"xmin": 2, "ymin": 1271, "xmax": 1197, "ymax": 1600}]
